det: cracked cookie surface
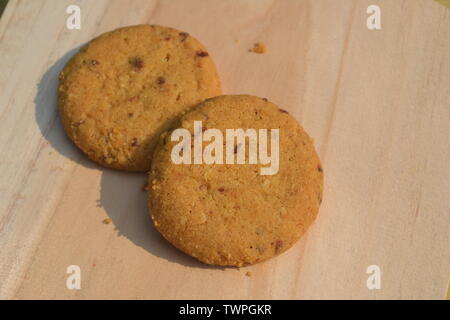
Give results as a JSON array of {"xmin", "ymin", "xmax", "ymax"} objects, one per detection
[
  {"xmin": 148, "ymin": 95, "xmax": 323, "ymax": 266},
  {"xmin": 58, "ymin": 24, "xmax": 221, "ymax": 171}
]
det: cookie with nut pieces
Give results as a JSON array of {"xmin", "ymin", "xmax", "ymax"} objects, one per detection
[
  {"xmin": 58, "ymin": 24, "xmax": 221, "ymax": 171},
  {"xmin": 148, "ymin": 95, "xmax": 323, "ymax": 266}
]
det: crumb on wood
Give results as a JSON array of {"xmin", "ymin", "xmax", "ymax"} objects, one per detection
[
  {"xmin": 245, "ymin": 271, "xmax": 252, "ymax": 277},
  {"xmin": 102, "ymin": 218, "xmax": 112, "ymax": 225},
  {"xmin": 249, "ymin": 42, "xmax": 267, "ymax": 54}
]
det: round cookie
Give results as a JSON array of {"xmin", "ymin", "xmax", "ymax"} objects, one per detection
[
  {"xmin": 148, "ymin": 95, "xmax": 323, "ymax": 266},
  {"xmin": 58, "ymin": 24, "xmax": 221, "ymax": 171}
]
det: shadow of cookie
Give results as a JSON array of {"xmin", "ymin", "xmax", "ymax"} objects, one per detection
[{"xmin": 34, "ymin": 44, "xmax": 98, "ymax": 169}]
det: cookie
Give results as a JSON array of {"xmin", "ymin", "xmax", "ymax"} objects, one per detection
[
  {"xmin": 148, "ymin": 95, "xmax": 323, "ymax": 266},
  {"xmin": 58, "ymin": 25, "xmax": 221, "ymax": 171}
]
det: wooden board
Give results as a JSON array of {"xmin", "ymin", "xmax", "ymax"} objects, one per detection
[{"xmin": 0, "ymin": 0, "xmax": 449, "ymax": 300}]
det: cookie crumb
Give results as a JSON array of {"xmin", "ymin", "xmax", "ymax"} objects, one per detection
[
  {"xmin": 102, "ymin": 218, "xmax": 112, "ymax": 225},
  {"xmin": 179, "ymin": 32, "xmax": 189, "ymax": 41},
  {"xmin": 85, "ymin": 59, "xmax": 99, "ymax": 66},
  {"xmin": 274, "ymin": 240, "xmax": 283, "ymax": 252},
  {"xmin": 157, "ymin": 76, "xmax": 166, "ymax": 85},
  {"xmin": 72, "ymin": 119, "xmax": 85, "ymax": 127},
  {"xmin": 249, "ymin": 42, "xmax": 267, "ymax": 54},
  {"xmin": 196, "ymin": 51, "xmax": 209, "ymax": 57},
  {"xmin": 245, "ymin": 271, "xmax": 252, "ymax": 277},
  {"xmin": 129, "ymin": 57, "xmax": 144, "ymax": 71}
]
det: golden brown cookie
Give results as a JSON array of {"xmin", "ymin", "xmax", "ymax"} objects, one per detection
[
  {"xmin": 58, "ymin": 25, "xmax": 221, "ymax": 171},
  {"xmin": 148, "ymin": 95, "xmax": 323, "ymax": 266}
]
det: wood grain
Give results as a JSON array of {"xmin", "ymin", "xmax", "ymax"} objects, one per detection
[{"xmin": 0, "ymin": 0, "xmax": 449, "ymax": 299}]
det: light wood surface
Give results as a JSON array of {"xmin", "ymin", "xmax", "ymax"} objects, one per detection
[{"xmin": 0, "ymin": 0, "xmax": 449, "ymax": 299}]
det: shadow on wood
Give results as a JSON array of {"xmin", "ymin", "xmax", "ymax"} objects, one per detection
[{"xmin": 34, "ymin": 44, "xmax": 99, "ymax": 170}]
